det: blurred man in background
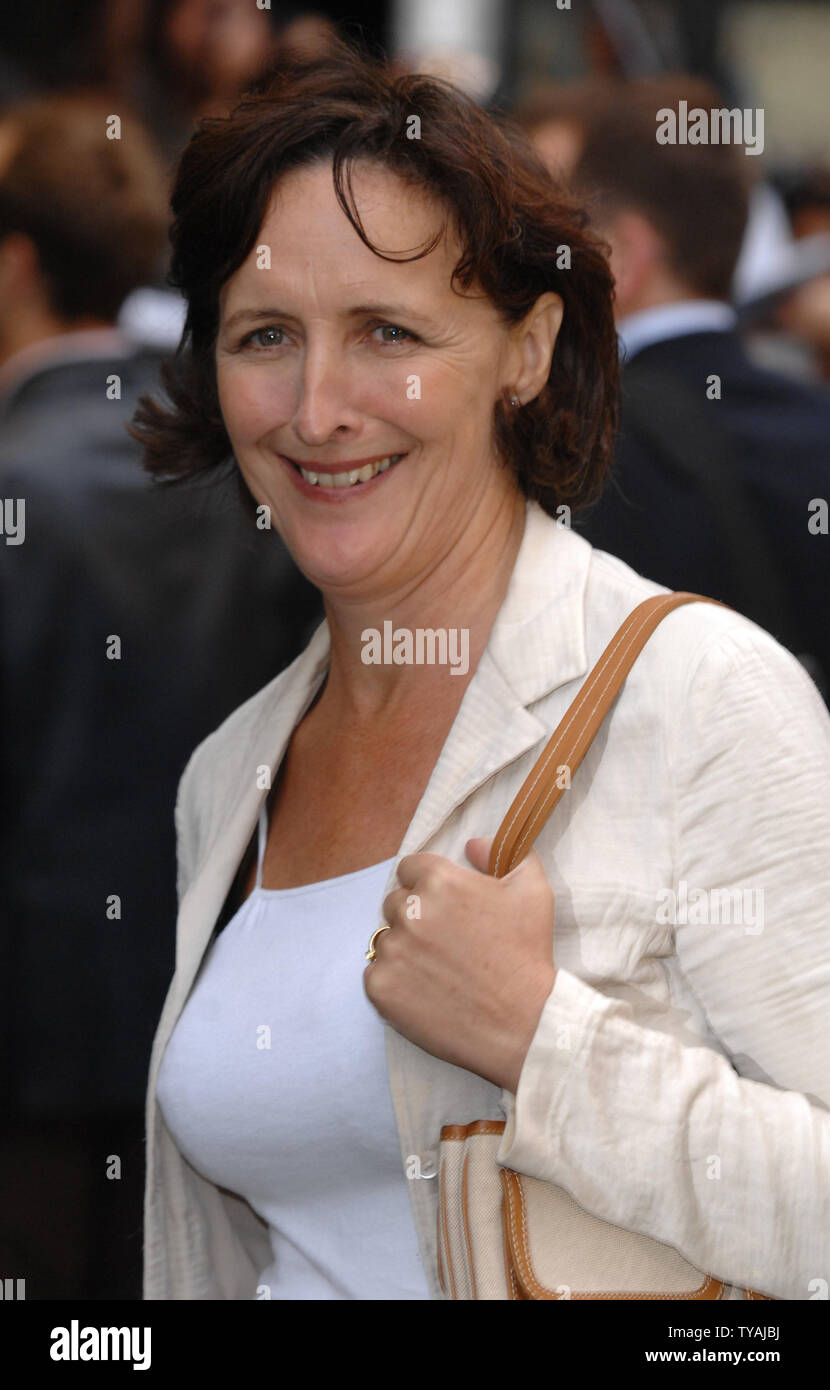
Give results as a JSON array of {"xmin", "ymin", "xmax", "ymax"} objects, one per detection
[
  {"xmin": 0, "ymin": 94, "xmax": 321, "ymax": 1298},
  {"xmin": 775, "ymin": 166, "xmax": 830, "ymax": 385},
  {"xmin": 563, "ymin": 77, "xmax": 830, "ymax": 701}
]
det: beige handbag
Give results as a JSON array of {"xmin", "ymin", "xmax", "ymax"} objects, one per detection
[{"xmin": 436, "ymin": 592, "xmax": 774, "ymax": 1301}]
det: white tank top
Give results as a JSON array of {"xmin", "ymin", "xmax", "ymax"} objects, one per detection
[{"xmin": 156, "ymin": 804, "xmax": 432, "ymax": 1299}]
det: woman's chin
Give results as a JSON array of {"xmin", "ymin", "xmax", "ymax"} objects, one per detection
[
  {"xmin": 285, "ymin": 529, "xmax": 400, "ymax": 598},
  {"xmin": 275, "ymin": 497, "xmax": 415, "ymax": 593}
]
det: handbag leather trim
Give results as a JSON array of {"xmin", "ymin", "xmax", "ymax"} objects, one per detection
[
  {"xmin": 502, "ymin": 1196, "xmax": 524, "ymax": 1299},
  {"xmin": 500, "ymin": 1168, "xmax": 726, "ymax": 1301},
  {"xmin": 441, "ymin": 1119, "xmax": 506, "ymax": 1141}
]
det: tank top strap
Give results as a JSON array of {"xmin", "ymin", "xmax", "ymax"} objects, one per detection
[{"xmin": 255, "ymin": 800, "xmax": 268, "ymax": 890}]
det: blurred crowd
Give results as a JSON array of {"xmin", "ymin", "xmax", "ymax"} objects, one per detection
[{"xmin": 0, "ymin": 0, "xmax": 828, "ymax": 1300}]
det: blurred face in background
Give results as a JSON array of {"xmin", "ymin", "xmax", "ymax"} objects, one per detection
[
  {"xmin": 778, "ymin": 199, "xmax": 830, "ymax": 379},
  {"xmin": 214, "ymin": 159, "xmax": 552, "ymax": 605},
  {"xmin": 530, "ymin": 119, "xmax": 585, "ymax": 182},
  {"xmin": 777, "ymin": 274, "xmax": 830, "ymax": 379},
  {"xmin": 162, "ymin": 0, "xmax": 277, "ymax": 108}
]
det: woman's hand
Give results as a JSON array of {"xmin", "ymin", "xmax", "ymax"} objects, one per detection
[{"xmin": 363, "ymin": 837, "xmax": 557, "ymax": 1093}]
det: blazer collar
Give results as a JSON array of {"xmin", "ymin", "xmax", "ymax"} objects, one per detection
[
  {"xmin": 486, "ymin": 496, "xmax": 590, "ymax": 705},
  {"xmin": 173, "ymin": 499, "xmax": 591, "ymax": 991}
]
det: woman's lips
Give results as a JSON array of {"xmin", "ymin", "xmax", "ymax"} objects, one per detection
[{"xmin": 280, "ymin": 452, "xmax": 406, "ymax": 500}]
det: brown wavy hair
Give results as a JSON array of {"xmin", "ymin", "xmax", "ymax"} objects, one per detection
[{"xmin": 131, "ymin": 35, "xmax": 619, "ymax": 517}]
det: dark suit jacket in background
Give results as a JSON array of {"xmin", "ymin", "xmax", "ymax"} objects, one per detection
[
  {"xmin": 0, "ymin": 348, "xmax": 323, "ymax": 1119},
  {"xmin": 575, "ymin": 330, "xmax": 830, "ymax": 700}
]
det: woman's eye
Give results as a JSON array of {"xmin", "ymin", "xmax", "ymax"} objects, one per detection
[
  {"xmin": 245, "ymin": 326, "xmax": 285, "ymax": 348},
  {"xmin": 238, "ymin": 323, "xmax": 414, "ymax": 350},
  {"xmin": 373, "ymin": 323, "xmax": 413, "ymax": 345}
]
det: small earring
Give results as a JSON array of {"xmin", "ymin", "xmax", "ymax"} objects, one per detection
[{"xmin": 509, "ymin": 394, "xmax": 520, "ymax": 407}]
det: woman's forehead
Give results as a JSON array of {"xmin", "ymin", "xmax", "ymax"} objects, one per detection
[
  {"xmin": 219, "ymin": 161, "xmax": 483, "ymax": 321},
  {"xmin": 258, "ymin": 159, "xmax": 450, "ymax": 257}
]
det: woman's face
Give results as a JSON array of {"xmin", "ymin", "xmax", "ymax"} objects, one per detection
[{"xmin": 215, "ymin": 159, "xmax": 539, "ymax": 601}]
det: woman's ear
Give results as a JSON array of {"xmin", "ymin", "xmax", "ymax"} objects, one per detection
[{"xmin": 507, "ymin": 292, "xmax": 564, "ymax": 405}]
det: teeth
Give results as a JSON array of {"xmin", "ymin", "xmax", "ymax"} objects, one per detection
[{"xmin": 298, "ymin": 454, "xmax": 402, "ymax": 488}]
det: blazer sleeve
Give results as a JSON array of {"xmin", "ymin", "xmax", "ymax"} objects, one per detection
[{"xmin": 496, "ymin": 621, "xmax": 830, "ymax": 1301}]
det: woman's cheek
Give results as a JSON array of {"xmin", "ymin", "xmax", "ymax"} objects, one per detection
[
  {"xmin": 386, "ymin": 366, "xmax": 452, "ymax": 438},
  {"xmin": 402, "ymin": 355, "xmax": 487, "ymax": 429},
  {"xmin": 217, "ymin": 363, "xmax": 292, "ymax": 447}
]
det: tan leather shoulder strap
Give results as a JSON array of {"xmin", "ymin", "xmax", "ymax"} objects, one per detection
[{"xmin": 489, "ymin": 592, "xmax": 725, "ymax": 877}]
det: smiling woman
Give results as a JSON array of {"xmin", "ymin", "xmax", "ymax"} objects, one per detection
[
  {"xmin": 135, "ymin": 35, "xmax": 830, "ymax": 1304},
  {"xmin": 132, "ymin": 40, "xmax": 618, "ymax": 510},
  {"xmin": 210, "ymin": 154, "xmax": 573, "ymax": 588}
]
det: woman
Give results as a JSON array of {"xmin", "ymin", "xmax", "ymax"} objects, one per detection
[{"xmin": 135, "ymin": 39, "xmax": 830, "ymax": 1300}]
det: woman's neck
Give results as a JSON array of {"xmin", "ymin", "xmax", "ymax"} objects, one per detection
[{"xmin": 315, "ymin": 488, "xmax": 527, "ymax": 727}]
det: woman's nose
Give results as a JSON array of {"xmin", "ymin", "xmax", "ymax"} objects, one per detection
[{"xmin": 292, "ymin": 344, "xmax": 361, "ymax": 446}]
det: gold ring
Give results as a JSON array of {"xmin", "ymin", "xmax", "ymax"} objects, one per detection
[{"xmin": 366, "ymin": 923, "xmax": 392, "ymax": 962}]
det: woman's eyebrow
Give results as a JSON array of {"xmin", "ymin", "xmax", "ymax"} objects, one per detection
[
  {"xmin": 222, "ymin": 302, "xmax": 436, "ymax": 332},
  {"xmin": 348, "ymin": 301, "xmax": 434, "ymax": 324}
]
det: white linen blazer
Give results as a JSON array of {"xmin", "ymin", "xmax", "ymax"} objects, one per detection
[{"xmin": 143, "ymin": 497, "xmax": 830, "ymax": 1300}]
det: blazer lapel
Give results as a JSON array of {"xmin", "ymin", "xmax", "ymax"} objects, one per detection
[{"xmin": 170, "ymin": 620, "xmax": 331, "ymax": 1003}]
